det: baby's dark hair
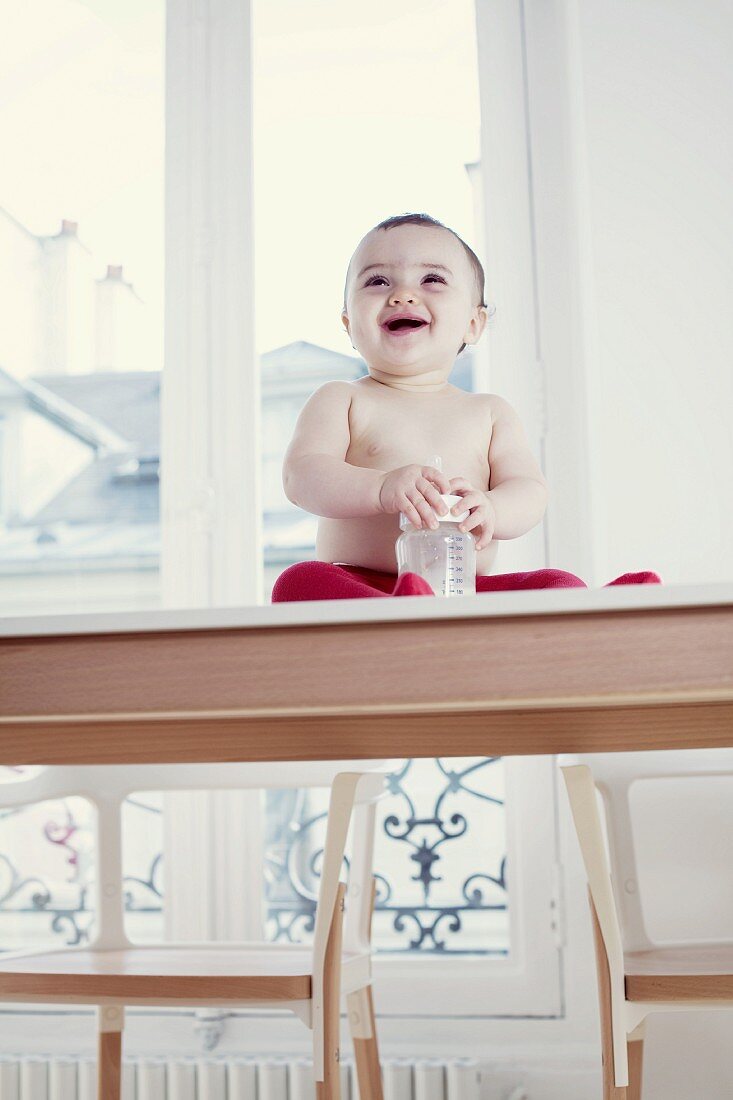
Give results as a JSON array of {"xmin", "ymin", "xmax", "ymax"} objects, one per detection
[{"xmin": 344, "ymin": 212, "xmax": 490, "ymax": 355}]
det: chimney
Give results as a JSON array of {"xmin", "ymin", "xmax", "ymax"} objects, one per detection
[
  {"xmin": 40, "ymin": 220, "xmax": 95, "ymax": 376},
  {"xmin": 95, "ymin": 264, "xmax": 145, "ymax": 372}
]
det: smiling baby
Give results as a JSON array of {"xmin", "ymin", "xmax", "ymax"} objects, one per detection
[{"xmin": 274, "ymin": 213, "xmax": 659, "ymax": 600}]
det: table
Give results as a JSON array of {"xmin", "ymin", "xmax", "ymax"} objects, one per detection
[{"xmin": 1, "ymin": 583, "xmax": 732, "ymax": 764}]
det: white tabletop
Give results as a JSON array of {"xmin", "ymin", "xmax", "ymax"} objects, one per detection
[{"xmin": 1, "ymin": 581, "xmax": 731, "ymax": 637}]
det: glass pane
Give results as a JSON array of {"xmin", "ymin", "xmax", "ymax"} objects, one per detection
[
  {"xmin": 0, "ymin": 3, "xmax": 164, "ymax": 615},
  {"xmin": 0, "ymin": 771, "xmax": 165, "ymax": 950},
  {"xmin": 264, "ymin": 758, "xmax": 509, "ymax": 956},
  {"xmin": 122, "ymin": 791, "xmax": 164, "ymax": 943},
  {"xmin": 252, "ymin": 0, "xmax": 485, "ymax": 601},
  {"xmin": 0, "ymin": 790, "xmax": 95, "ymax": 951},
  {"xmin": 1, "ymin": 763, "xmax": 508, "ymax": 957},
  {"xmin": 251, "ymin": 5, "xmax": 500, "ymax": 956}
]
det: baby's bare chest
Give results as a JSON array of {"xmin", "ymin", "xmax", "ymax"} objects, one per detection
[{"xmin": 345, "ymin": 385, "xmax": 494, "ymax": 488}]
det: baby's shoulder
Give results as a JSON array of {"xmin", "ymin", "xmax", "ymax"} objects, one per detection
[
  {"xmin": 475, "ymin": 391, "xmax": 516, "ymax": 418},
  {"xmin": 316, "ymin": 379, "xmax": 355, "ymax": 396},
  {"xmin": 306, "ymin": 379, "xmax": 356, "ymax": 411},
  {"xmin": 462, "ymin": 389, "xmax": 505, "ymax": 419}
]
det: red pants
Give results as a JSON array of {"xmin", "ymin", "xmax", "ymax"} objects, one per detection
[{"xmin": 271, "ymin": 561, "xmax": 662, "ymax": 602}]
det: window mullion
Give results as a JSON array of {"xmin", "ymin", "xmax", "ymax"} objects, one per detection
[
  {"xmin": 162, "ymin": 0, "xmax": 261, "ymax": 609},
  {"xmin": 163, "ymin": 790, "xmax": 264, "ymax": 941},
  {"xmin": 474, "ymin": 0, "xmax": 547, "ymax": 575},
  {"xmin": 161, "ymin": 0, "xmax": 261, "ymax": 941}
]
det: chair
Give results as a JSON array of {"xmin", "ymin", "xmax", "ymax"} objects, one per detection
[
  {"xmin": 561, "ymin": 750, "xmax": 733, "ymax": 1099},
  {"xmin": 0, "ymin": 759, "xmax": 396, "ymax": 1100}
]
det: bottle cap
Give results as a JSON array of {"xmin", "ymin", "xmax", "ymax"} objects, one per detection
[{"xmin": 399, "ymin": 493, "xmax": 470, "ymax": 530}]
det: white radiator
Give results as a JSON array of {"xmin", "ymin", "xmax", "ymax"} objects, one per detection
[{"xmin": 0, "ymin": 1055, "xmax": 499, "ymax": 1100}]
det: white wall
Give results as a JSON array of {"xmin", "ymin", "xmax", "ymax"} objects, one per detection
[
  {"xmin": 513, "ymin": 1, "xmax": 733, "ymax": 1095},
  {"xmin": 476, "ymin": 2, "xmax": 733, "ymax": 1095},
  {"xmin": 557, "ymin": 2, "xmax": 733, "ymax": 1092},
  {"xmin": 565, "ymin": 0, "xmax": 733, "ymax": 587},
  {"xmin": 479, "ymin": 0, "xmax": 733, "ymax": 590}
]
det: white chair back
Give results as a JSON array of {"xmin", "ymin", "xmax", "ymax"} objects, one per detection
[
  {"xmin": 0, "ymin": 759, "xmax": 400, "ymax": 953},
  {"xmin": 561, "ymin": 750, "xmax": 733, "ymax": 952},
  {"xmin": 0, "ymin": 760, "xmax": 400, "ymax": 803}
]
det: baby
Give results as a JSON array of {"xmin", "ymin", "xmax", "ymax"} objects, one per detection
[
  {"xmin": 281, "ymin": 212, "xmax": 548, "ymax": 582},
  {"xmin": 275, "ymin": 212, "xmax": 661, "ymax": 600}
]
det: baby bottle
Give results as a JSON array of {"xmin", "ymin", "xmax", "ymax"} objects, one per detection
[{"xmin": 395, "ymin": 455, "xmax": 477, "ymax": 596}]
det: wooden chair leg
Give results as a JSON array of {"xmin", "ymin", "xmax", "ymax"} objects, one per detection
[
  {"xmin": 98, "ymin": 1005, "xmax": 124, "ymax": 1100},
  {"xmin": 348, "ymin": 878, "xmax": 383, "ymax": 1100},
  {"xmin": 627, "ymin": 1038, "xmax": 643, "ymax": 1100},
  {"xmin": 589, "ymin": 896, "xmax": 627, "ymax": 1098},
  {"xmin": 348, "ymin": 986, "xmax": 383, "ymax": 1100},
  {"xmin": 316, "ymin": 882, "xmax": 346, "ymax": 1100}
]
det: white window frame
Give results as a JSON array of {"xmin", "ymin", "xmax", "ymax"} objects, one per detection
[
  {"xmin": 160, "ymin": 0, "xmax": 563, "ymax": 1021},
  {"xmin": 0, "ymin": 0, "xmax": 625, "ymax": 1057},
  {"xmin": 160, "ymin": 0, "xmax": 266, "ymax": 950},
  {"xmin": 0, "ymin": 0, "xmax": 581, "ymax": 1055},
  {"xmin": 162, "ymin": 0, "xmax": 262, "ymax": 610},
  {"xmin": 474, "ymin": 0, "xmax": 596, "ymax": 583}
]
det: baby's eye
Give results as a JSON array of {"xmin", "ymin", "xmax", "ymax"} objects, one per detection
[{"xmin": 364, "ymin": 273, "xmax": 446, "ymax": 286}]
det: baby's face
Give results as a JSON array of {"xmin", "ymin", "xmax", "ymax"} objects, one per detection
[{"xmin": 341, "ymin": 224, "xmax": 486, "ymax": 385}]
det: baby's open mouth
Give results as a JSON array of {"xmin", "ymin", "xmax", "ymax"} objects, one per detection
[{"xmin": 382, "ymin": 318, "xmax": 430, "ymax": 334}]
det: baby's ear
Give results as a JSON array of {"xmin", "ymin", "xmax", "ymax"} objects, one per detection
[{"xmin": 462, "ymin": 309, "xmax": 486, "ymax": 349}]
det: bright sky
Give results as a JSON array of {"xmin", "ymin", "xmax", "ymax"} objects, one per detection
[{"xmin": 0, "ymin": 0, "xmax": 481, "ymax": 361}]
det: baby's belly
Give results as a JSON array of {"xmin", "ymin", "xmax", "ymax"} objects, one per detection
[{"xmin": 316, "ymin": 515, "xmax": 499, "ymax": 576}]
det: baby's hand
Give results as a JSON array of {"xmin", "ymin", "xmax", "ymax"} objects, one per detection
[
  {"xmin": 379, "ymin": 464, "xmax": 452, "ymax": 529},
  {"xmin": 448, "ymin": 476, "xmax": 497, "ymax": 551}
]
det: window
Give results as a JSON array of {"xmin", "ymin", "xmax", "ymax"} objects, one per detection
[
  {"xmin": 263, "ymin": 756, "xmax": 561, "ymax": 1016},
  {"xmin": 1, "ymin": 756, "xmax": 560, "ymax": 1017},
  {"xmin": 0, "ymin": 0, "xmax": 562, "ymax": 1031},
  {"xmin": 267, "ymin": 758, "xmax": 510, "ymax": 956},
  {"xmin": 0, "ymin": 781, "xmax": 162, "ymax": 951},
  {"xmin": 0, "ymin": 2, "xmax": 164, "ymax": 616},
  {"xmin": 253, "ymin": 0, "xmax": 491, "ymax": 600},
  {"xmin": 245, "ymin": 0, "xmax": 558, "ymax": 1012}
]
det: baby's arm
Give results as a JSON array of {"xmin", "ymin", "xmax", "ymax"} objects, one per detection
[
  {"xmin": 487, "ymin": 395, "xmax": 548, "ymax": 539},
  {"xmin": 283, "ymin": 381, "xmax": 385, "ymax": 518}
]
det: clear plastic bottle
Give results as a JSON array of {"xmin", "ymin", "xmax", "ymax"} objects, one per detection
[{"xmin": 395, "ymin": 455, "xmax": 477, "ymax": 596}]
